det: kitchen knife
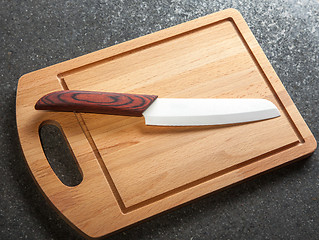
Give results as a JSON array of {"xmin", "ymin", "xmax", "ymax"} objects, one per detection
[{"xmin": 35, "ymin": 90, "xmax": 280, "ymax": 126}]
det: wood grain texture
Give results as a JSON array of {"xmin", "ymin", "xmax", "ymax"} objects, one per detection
[
  {"xmin": 16, "ymin": 9, "xmax": 316, "ymax": 238},
  {"xmin": 35, "ymin": 90, "xmax": 158, "ymax": 116}
]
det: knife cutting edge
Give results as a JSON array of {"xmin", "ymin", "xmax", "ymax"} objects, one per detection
[{"xmin": 35, "ymin": 90, "xmax": 280, "ymax": 126}]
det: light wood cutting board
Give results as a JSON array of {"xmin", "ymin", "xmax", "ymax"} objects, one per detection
[{"xmin": 16, "ymin": 9, "xmax": 316, "ymax": 238}]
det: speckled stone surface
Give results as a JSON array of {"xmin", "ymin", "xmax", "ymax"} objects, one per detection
[{"xmin": 1, "ymin": 0, "xmax": 318, "ymax": 239}]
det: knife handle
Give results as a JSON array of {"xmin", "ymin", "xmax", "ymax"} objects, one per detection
[{"xmin": 35, "ymin": 90, "xmax": 158, "ymax": 117}]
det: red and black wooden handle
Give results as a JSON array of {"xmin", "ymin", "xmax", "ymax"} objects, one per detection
[{"xmin": 35, "ymin": 90, "xmax": 158, "ymax": 117}]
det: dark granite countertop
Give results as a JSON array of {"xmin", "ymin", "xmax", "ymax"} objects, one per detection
[{"xmin": 1, "ymin": 1, "xmax": 318, "ymax": 239}]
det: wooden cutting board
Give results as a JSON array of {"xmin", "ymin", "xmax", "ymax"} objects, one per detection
[{"xmin": 16, "ymin": 9, "xmax": 316, "ymax": 238}]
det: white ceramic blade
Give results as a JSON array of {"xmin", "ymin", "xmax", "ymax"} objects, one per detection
[{"xmin": 142, "ymin": 98, "xmax": 280, "ymax": 126}]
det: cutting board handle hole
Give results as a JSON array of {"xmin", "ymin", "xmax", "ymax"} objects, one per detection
[{"xmin": 39, "ymin": 121, "xmax": 83, "ymax": 187}]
